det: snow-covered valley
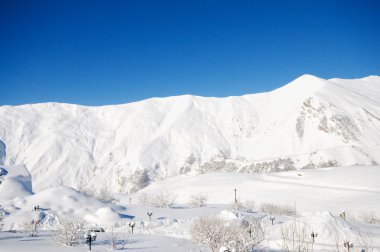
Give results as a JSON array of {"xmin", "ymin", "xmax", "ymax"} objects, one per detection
[{"xmin": 0, "ymin": 74, "xmax": 380, "ymax": 251}]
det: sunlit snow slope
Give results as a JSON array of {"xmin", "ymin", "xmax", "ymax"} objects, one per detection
[{"xmin": 0, "ymin": 75, "xmax": 379, "ymax": 192}]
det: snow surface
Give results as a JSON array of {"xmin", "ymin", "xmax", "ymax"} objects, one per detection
[
  {"xmin": 0, "ymin": 75, "xmax": 379, "ymax": 192},
  {"xmin": 138, "ymin": 166, "xmax": 380, "ymax": 213},
  {"xmin": 0, "ymin": 164, "xmax": 379, "ymax": 251},
  {"xmin": 0, "ymin": 75, "xmax": 380, "ymax": 251},
  {"xmin": 0, "ymin": 165, "xmax": 32, "ymax": 201},
  {"xmin": 0, "ymin": 232, "xmax": 198, "ymax": 252},
  {"xmin": 0, "ymin": 140, "xmax": 5, "ymax": 165}
]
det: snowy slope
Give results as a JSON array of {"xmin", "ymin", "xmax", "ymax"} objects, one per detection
[
  {"xmin": 0, "ymin": 165, "xmax": 33, "ymax": 200},
  {"xmin": 138, "ymin": 165, "xmax": 380, "ymax": 213},
  {"xmin": 0, "ymin": 139, "xmax": 5, "ymax": 164},
  {"xmin": 0, "ymin": 75, "xmax": 379, "ymax": 193}
]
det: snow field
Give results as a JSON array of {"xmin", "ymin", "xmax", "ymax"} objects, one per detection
[{"xmin": 1, "ymin": 165, "xmax": 379, "ymax": 251}]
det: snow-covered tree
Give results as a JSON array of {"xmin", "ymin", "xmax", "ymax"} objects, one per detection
[
  {"xmin": 107, "ymin": 224, "xmax": 129, "ymax": 250},
  {"xmin": 137, "ymin": 191, "xmax": 177, "ymax": 208},
  {"xmin": 191, "ymin": 215, "xmax": 227, "ymax": 252},
  {"xmin": 130, "ymin": 169, "xmax": 150, "ymax": 192},
  {"xmin": 54, "ymin": 218, "xmax": 86, "ymax": 246},
  {"xmin": 189, "ymin": 192, "xmax": 208, "ymax": 208},
  {"xmin": 191, "ymin": 215, "xmax": 265, "ymax": 252},
  {"xmin": 79, "ymin": 185, "xmax": 119, "ymax": 204},
  {"xmin": 97, "ymin": 186, "xmax": 119, "ymax": 204},
  {"xmin": 357, "ymin": 211, "xmax": 380, "ymax": 225},
  {"xmin": 152, "ymin": 191, "xmax": 177, "ymax": 208},
  {"xmin": 281, "ymin": 220, "xmax": 311, "ymax": 252},
  {"xmin": 231, "ymin": 198, "xmax": 245, "ymax": 211},
  {"xmin": 138, "ymin": 193, "xmax": 150, "ymax": 206},
  {"xmin": 260, "ymin": 202, "xmax": 296, "ymax": 216},
  {"xmin": 21, "ymin": 211, "xmax": 41, "ymax": 237},
  {"xmin": 231, "ymin": 217, "xmax": 265, "ymax": 252},
  {"xmin": 244, "ymin": 200, "xmax": 256, "ymax": 213},
  {"xmin": 0, "ymin": 214, "xmax": 4, "ymax": 232}
]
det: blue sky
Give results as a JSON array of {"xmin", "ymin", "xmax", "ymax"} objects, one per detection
[{"xmin": 0, "ymin": 0, "xmax": 379, "ymax": 105}]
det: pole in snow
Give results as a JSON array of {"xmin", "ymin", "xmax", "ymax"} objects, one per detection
[
  {"xmin": 129, "ymin": 222, "xmax": 136, "ymax": 234},
  {"xmin": 147, "ymin": 212, "xmax": 153, "ymax": 221},
  {"xmin": 86, "ymin": 234, "xmax": 92, "ymax": 251},
  {"xmin": 344, "ymin": 241, "xmax": 353, "ymax": 252},
  {"xmin": 311, "ymin": 231, "xmax": 318, "ymax": 243}
]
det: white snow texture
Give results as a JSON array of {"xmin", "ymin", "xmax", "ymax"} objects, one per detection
[{"xmin": 0, "ymin": 74, "xmax": 380, "ymax": 193}]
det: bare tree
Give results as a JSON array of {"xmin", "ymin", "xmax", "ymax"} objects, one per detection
[
  {"xmin": 79, "ymin": 185, "xmax": 119, "ymax": 204},
  {"xmin": 244, "ymin": 200, "xmax": 256, "ymax": 213},
  {"xmin": 54, "ymin": 217, "xmax": 87, "ymax": 246},
  {"xmin": 234, "ymin": 216, "xmax": 265, "ymax": 251},
  {"xmin": 357, "ymin": 231, "xmax": 375, "ymax": 252},
  {"xmin": 107, "ymin": 225, "xmax": 129, "ymax": 250},
  {"xmin": 0, "ymin": 210, "xmax": 4, "ymax": 232},
  {"xmin": 138, "ymin": 191, "xmax": 177, "ymax": 208},
  {"xmin": 357, "ymin": 211, "xmax": 380, "ymax": 225},
  {"xmin": 152, "ymin": 191, "xmax": 177, "ymax": 208},
  {"xmin": 261, "ymin": 202, "xmax": 297, "ymax": 216},
  {"xmin": 231, "ymin": 198, "xmax": 245, "ymax": 211},
  {"xmin": 108, "ymin": 226, "xmax": 117, "ymax": 250},
  {"xmin": 138, "ymin": 193, "xmax": 150, "ymax": 206},
  {"xmin": 333, "ymin": 231, "xmax": 341, "ymax": 252},
  {"xmin": 191, "ymin": 215, "xmax": 229, "ymax": 252},
  {"xmin": 130, "ymin": 169, "xmax": 150, "ymax": 192},
  {"xmin": 21, "ymin": 211, "xmax": 41, "ymax": 237},
  {"xmin": 96, "ymin": 186, "xmax": 119, "ymax": 204},
  {"xmin": 281, "ymin": 219, "xmax": 311, "ymax": 252},
  {"xmin": 189, "ymin": 192, "xmax": 209, "ymax": 208},
  {"xmin": 191, "ymin": 215, "xmax": 265, "ymax": 252}
]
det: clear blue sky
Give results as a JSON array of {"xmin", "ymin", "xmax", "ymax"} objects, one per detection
[{"xmin": 1, "ymin": 0, "xmax": 379, "ymax": 106}]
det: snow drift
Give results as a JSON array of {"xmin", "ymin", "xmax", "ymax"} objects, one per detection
[{"xmin": 0, "ymin": 165, "xmax": 33, "ymax": 200}]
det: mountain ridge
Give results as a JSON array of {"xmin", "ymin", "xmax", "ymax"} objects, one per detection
[{"xmin": 0, "ymin": 74, "xmax": 379, "ymax": 193}]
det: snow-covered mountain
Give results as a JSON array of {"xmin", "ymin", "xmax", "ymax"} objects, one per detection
[
  {"xmin": 0, "ymin": 74, "xmax": 379, "ymax": 193},
  {"xmin": 0, "ymin": 139, "xmax": 5, "ymax": 165}
]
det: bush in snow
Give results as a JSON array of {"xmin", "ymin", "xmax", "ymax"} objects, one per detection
[
  {"xmin": 357, "ymin": 211, "xmax": 380, "ymax": 225},
  {"xmin": 138, "ymin": 193, "xmax": 150, "ymax": 206},
  {"xmin": 232, "ymin": 199, "xmax": 256, "ymax": 213},
  {"xmin": 357, "ymin": 231, "xmax": 375, "ymax": 252},
  {"xmin": 232, "ymin": 200, "xmax": 245, "ymax": 212},
  {"xmin": 260, "ymin": 202, "xmax": 297, "ymax": 216},
  {"xmin": 79, "ymin": 185, "xmax": 119, "ymax": 204},
  {"xmin": 0, "ymin": 207, "xmax": 5, "ymax": 231},
  {"xmin": 190, "ymin": 215, "xmax": 265, "ymax": 252},
  {"xmin": 191, "ymin": 215, "xmax": 229, "ymax": 252},
  {"xmin": 243, "ymin": 200, "xmax": 256, "ymax": 213},
  {"xmin": 129, "ymin": 169, "xmax": 150, "ymax": 192},
  {"xmin": 138, "ymin": 191, "xmax": 177, "ymax": 208},
  {"xmin": 21, "ymin": 211, "xmax": 41, "ymax": 237},
  {"xmin": 54, "ymin": 218, "xmax": 87, "ymax": 246},
  {"xmin": 281, "ymin": 220, "xmax": 311, "ymax": 252},
  {"xmin": 233, "ymin": 216, "xmax": 266, "ymax": 251},
  {"xmin": 152, "ymin": 191, "xmax": 177, "ymax": 208},
  {"xmin": 189, "ymin": 192, "xmax": 208, "ymax": 208},
  {"xmin": 96, "ymin": 186, "xmax": 119, "ymax": 204},
  {"xmin": 107, "ymin": 225, "xmax": 129, "ymax": 250}
]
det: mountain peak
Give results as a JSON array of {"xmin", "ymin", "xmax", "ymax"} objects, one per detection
[
  {"xmin": 272, "ymin": 74, "xmax": 327, "ymax": 98},
  {"xmin": 291, "ymin": 74, "xmax": 326, "ymax": 86},
  {"xmin": 295, "ymin": 74, "xmax": 325, "ymax": 82}
]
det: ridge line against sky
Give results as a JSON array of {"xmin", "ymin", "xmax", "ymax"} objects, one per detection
[
  {"xmin": 0, "ymin": 0, "xmax": 379, "ymax": 106},
  {"xmin": 2, "ymin": 74, "xmax": 380, "ymax": 108}
]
